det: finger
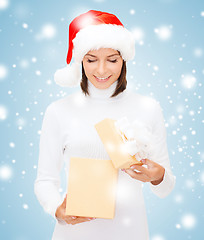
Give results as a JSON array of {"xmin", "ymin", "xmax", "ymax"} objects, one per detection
[
  {"xmin": 125, "ymin": 169, "xmax": 150, "ymax": 182},
  {"xmin": 74, "ymin": 215, "xmax": 96, "ymax": 221},
  {"xmin": 130, "ymin": 164, "xmax": 150, "ymax": 177},
  {"xmin": 65, "ymin": 215, "xmax": 77, "ymax": 221},
  {"xmin": 78, "ymin": 217, "xmax": 95, "ymax": 221},
  {"xmin": 141, "ymin": 158, "xmax": 154, "ymax": 167},
  {"xmin": 64, "ymin": 216, "xmax": 76, "ymax": 224},
  {"xmin": 62, "ymin": 195, "xmax": 67, "ymax": 208},
  {"xmin": 65, "ymin": 215, "xmax": 95, "ymax": 221},
  {"xmin": 66, "ymin": 217, "xmax": 95, "ymax": 225}
]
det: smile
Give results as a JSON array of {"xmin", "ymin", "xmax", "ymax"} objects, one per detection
[{"xmin": 94, "ymin": 75, "xmax": 111, "ymax": 82}]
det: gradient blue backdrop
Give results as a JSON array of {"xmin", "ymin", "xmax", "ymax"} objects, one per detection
[{"xmin": 0, "ymin": 0, "xmax": 204, "ymax": 239}]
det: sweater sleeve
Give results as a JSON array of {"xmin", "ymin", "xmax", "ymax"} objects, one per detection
[
  {"xmin": 34, "ymin": 102, "xmax": 64, "ymax": 220},
  {"xmin": 149, "ymin": 101, "xmax": 176, "ymax": 198}
]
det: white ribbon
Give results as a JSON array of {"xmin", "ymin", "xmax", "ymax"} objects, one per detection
[{"xmin": 114, "ymin": 117, "xmax": 153, "ymax": 161}]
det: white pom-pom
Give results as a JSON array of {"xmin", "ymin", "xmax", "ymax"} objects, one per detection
[{"xmin": 54, "ymin": 62, "xmax": 81, "ymax": 87}]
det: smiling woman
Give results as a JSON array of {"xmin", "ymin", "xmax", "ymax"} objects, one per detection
[
  {"xmin": 83, "ymin": 48, "xmax": 123, "ymax": 87},
  {"xmin": 81, "ymin": 48, "xmax": 126, "ymax": 95},
  {"xmin": 34, "ymin": 9, "xmax": 175, "ymax": 240}
]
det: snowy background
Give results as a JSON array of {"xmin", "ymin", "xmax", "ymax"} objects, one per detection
[{"xmin": 0, "ymin": 0, "xmax": 204, "ymax": 239}]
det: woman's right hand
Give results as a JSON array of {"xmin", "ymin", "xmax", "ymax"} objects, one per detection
[{"xmin": 55, "ymin": 195, "xmax": 96, "ymax": 225}]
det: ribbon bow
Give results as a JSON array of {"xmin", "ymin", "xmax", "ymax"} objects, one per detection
[{"xmin": 114, "ymin": 117, "xmax": 153, "ymax": 161}]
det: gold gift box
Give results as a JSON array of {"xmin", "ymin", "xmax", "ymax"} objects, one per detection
[
  {"xmin": 66, "ymin": 157, "xmax": 118, "ymax": 219},
  {"xmin": 95, "ymin": 118, "xmax": 142, "ymax": 169}
]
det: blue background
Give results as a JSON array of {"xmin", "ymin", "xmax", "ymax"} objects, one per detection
[{"xmin": 0, "ymin": 0, "xmax": 204, "ymax": 239}]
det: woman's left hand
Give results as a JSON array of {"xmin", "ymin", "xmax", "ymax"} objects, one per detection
[{"xmin": 123, "ymin": 158, "xmax": 165, "ymax": 185}]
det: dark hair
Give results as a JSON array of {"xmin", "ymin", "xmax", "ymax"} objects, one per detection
[{"xmin": 80, "ymin": 60, "xmax": 127, "ymax": 98}]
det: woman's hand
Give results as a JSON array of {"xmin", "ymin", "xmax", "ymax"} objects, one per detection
[
  {"xmin": 55, "ymin": 195, "xmax": 96, "ymax": 225},
  {"xmin": 122, "ymin": 158, "xmax": 165, "ymax": 185}
]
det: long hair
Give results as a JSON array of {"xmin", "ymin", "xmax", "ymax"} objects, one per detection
[{"xmin": 80, "ymin": 60, "xmax": 127, "ymax": 98}]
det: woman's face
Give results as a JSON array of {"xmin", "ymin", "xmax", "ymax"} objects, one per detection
[{"xmin": 82, "ymin": 48, "xmax": 123, "ymax": 89}]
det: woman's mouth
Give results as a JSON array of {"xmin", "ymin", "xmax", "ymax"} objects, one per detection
[{"xmin": 94, "ymin": 75, "xmax": 111, "ymax": 82}]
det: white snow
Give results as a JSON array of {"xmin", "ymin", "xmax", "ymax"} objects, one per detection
[
  {"xmin": 35, "ymin": 24, "xmax": 56, "ymax": 40},
  {"xmin": 31, "ymin": 57, "xmax": 37, "ymax": 63},
  {"xmin": 176, "ymin": 223, "xmax": 181, "ymax": 229},
  {"xmin": 23, "ymin": 204, "xmax": 29, "ymax": 210},
  {"xmin": 122, "ymin": 217, "xmax": 131, "ymax": 226},
  {"xmin": 42, "ymin": 24, "xmax": 56, "ymax": 38},
  {"xmin": 19, "ymin": 59, "xmax": 29, "ymax": 69},
  {"xmin": 185, "ymin": 179, "xmax": 195, "ymax": 188},
  {"xmin": 174, "ymin": 194, "xmax": 183, "ymax": 203},
  {"xmin": 0, "ymin": 165, "xmax": 12, "ymax": 180},
  {"xmin": 9, "ymin": 142, "xmax": 15, "ymax": 148},
  {"xmin": 22, "ymin": 23, "xmax": 28, "ymax": 29},
  {"xmin": 153, "ymin": 65, "xmax": 159, "ymax": 71},
  {"xmin": 152, "ymin": 235, "xmax": 165, "ymax": 240},
  {"xmin": 131, "ymin": 27, "xmax": 145, "ymax": 43},
  {"xmin": 35, "ymin": 70, "xmax": 41, "ymax": 76},
  {"xmin": 154, "ymin": 25, "xmax": 172, "ymax": 40},
  {"xmin": 0, "ymin": 105, "xmax": 8, "ymax": 120},
  {"xmin": 193, "ymin": 48, "xmax": 203, "ymax": 57},
  {"xmin": 16, "ymin": 117, "xmax": 26, "ymax": 128},
  {"xmin": 0, "ymin": 0, "xmax": 9, "ymax": 10},
  {"xmin": 181, "ymin": 74, "xmax": 196, "ymax": 89},
  {"xmin": 181, "ymin": 214, "xmax": 196, "ymax": 229},
  {"xmin": 200, "ymin": 171, "xmax": 204, "ymax": 184},
  {"xmin": 0, "ymin": 64, "xmax": 8, "ymax": 79}
]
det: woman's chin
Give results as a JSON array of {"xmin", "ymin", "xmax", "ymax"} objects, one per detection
[{"xmin": 94, "ymin": 81, "xmax": 112, "ymax": 89}]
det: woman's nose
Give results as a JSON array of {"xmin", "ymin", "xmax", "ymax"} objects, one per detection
[{"xmin": 97, "ymin": 61, "xmax": 107, "ymax": 76}]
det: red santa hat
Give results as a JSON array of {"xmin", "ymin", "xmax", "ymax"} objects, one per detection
[{"xmin": 54, "ymin": 10, "xmax": 135, "ymax": 87}]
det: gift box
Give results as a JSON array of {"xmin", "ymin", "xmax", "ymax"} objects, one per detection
[
  {"xmin": 66, "ymin": 157, "xmax": 118, "ymax": 219},
  {"xmin": 95, "ymin": 118, "xmax": 143, "ymax": 169},
  {"xmin": 65, "ymin": 117, "xmax": 151, "ymax": 219}
]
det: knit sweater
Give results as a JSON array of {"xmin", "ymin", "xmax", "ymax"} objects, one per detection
[{"xmin": 34, "ymin": 80, "xmax": 176, "ymax": 240}]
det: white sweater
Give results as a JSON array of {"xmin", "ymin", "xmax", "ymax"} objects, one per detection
[{"xmin": 34, "ymin": 80, "xmax": 175, "ymax": 240}]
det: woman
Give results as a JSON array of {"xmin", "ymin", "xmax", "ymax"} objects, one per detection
[{"xmin": 34, "ymin": 10, "xmax": 176, "ymax": 240}]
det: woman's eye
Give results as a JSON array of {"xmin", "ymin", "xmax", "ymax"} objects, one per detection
[
  {"xmin": 87, "ymin": 59, "xmax": 96, "ymax": 63},
  {"xmin": 87, "ymin": 59, "xmax": 118, "ymax": 63},
  {"xmin": 109, "ymin": 59, "xmax": 118, "ymax": 63}
]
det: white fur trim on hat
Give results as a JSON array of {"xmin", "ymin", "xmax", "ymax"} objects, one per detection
[
  {"xmin": 73, "ymin": 24, "xmax": 135, "ymax": 63},
  {"xmin": 54, "ymin": 62, "xmax": 81, "ymax": 87}
]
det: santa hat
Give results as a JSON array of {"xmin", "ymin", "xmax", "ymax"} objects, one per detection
[{"xmin": 54, "ymin": 10, "xmax": 135, "ymax": 87}]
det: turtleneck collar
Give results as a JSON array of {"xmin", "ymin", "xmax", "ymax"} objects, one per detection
[{"xmin": 85, "ymin": 80, "xmax": 128, "ymax": 101}]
